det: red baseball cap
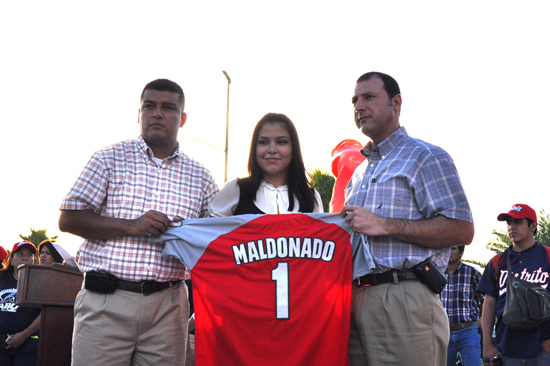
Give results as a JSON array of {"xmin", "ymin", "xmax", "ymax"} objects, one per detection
[
  {"xmin": 10, "ymin": 240, "xmax": 37, "ymax": 255},
  {"xmin": 497, "ymin": 204, "xmax": 537, "ymax": 223},
  {"xmin": 0, "ymin": 246, "xmax": 8, "ymax": 262}
]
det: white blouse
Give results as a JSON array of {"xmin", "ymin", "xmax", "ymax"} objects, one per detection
[{"xmin": 209, "ymin": 179, "xmax": 324, "ymax": 217}]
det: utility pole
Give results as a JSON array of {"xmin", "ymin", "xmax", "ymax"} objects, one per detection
[{"xmin": 222, "ymin": 70, "xmax": 231, "ymax": 182}]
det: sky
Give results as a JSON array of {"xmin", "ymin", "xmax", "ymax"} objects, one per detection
[{"xmin": 2, "ymin": 1, "xmax": 549, "ymax": 268}]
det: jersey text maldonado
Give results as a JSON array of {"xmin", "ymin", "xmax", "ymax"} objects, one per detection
[{"xmin": 232, "ymin": 236, "xmax": 335, "ymax": 265}]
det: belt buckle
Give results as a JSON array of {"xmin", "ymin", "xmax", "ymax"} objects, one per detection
[
  {"xmin": 141, "ymin": 281, "xmax": 156, "ymax": 296},
  {"xmin": 355, "ymin": 277, "xmax": 371, "ymax": 287}
]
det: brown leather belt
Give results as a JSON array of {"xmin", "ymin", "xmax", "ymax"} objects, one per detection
[
  {"xmin": 354, "ymin": 270, "xmax": 419, "ymax": 287},
  {"xmin": 449, "ymin": 320, "xmax": 476, "ymax": 331}
]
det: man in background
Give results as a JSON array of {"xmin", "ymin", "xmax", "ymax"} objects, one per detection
[
  {"xmin": 441, "ymin": 245, "xmax": 483, "ymax": 366},
  {"xmin": 59, "ymin": 79, "xmax": 218, "ymax": 366},
  {"xmin": 478, "ymin": 204, "xmax": 550, "ymax": 365}
]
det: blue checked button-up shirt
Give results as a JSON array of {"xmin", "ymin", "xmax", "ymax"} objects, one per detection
[
  {"xmin": 345, "ymin": 127, "xmax": 473, "ymax": 276},
  {"xmin": 441, "ymin": 262, "xmax": 483, "ymax": 325}
]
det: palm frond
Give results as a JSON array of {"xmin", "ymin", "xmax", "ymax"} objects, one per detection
[{"xmin": 309, "ymin": 169, "xmax": 335, "ymax": 213}]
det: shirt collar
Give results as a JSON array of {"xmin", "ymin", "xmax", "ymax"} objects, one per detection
[
  {"xmin": 137, "ymin": 135, "xmax": 182, "ymax": 162},
  {"xmin": 508, "ymin": 241, "xmax": 540, "ymax": 255},
  {"xmin": 361, "ymin": 127, "xmax": 409, "ymax": 159},
  {"xmin": 445, "ymin": 260, "xmax": 463, "ymax": 275},
  {"xmin": 261, "ymin": 180, "xmax": 288, "ymax": 191}
]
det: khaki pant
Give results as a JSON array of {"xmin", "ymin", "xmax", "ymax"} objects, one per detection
[
  {"xmin": 349, "ymin": 280, "xmax": 449, "ymax": 366},
  {"xmin": 72, "ymin": 282, "xmax": 189, "ymax": 366}
]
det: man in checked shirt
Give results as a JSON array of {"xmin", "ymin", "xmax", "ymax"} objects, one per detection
[
  {"xmin": 441, "ymin": 245, "xmax": 484, "ymax": 366},
  {"xmin": 343, "ymin": 72, "xmax": 475, "ymax": 366},
  {"xmin": 59, "ymin": 79, "xmax": 218, "ymax": 366}
]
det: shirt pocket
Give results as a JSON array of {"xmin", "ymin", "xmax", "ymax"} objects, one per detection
[
  {"xmin": 458, "ymin": 285, "xmax": 472, "ymax": 302},
  {"xmin": 372, "ymin": 174, "xmax": 413, "ymax": 219},
  {"xmin": 113, "ymin": 167, "xmax": 152, "ymax": 219},
  {"xmin": 166, "ymin": 185, "xmax": 202, "ymax": 219}
]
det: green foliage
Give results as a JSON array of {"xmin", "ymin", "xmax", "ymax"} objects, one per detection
[
  {"xmin": 309, "ymin": 169, "xmax": 336, "ymax": 213},
  {"xmin": 537, "ymin": 210, "xmax": 550, "ymax": 246},
  {"xmin": 463, "ymin": 209, "xmax": 550, "ymax": 268},
  {"xmin": 485, "ymin": 230, "xmax": 513, "ymax": 255},
  {"xmin": 19, "ymin": 228, "xmax": 59, "ymax": 248}
]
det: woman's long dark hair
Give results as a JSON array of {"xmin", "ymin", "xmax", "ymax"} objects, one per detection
[
  {"xmin": 38, "ymin": 240, "xmax": 64, "ymax": 264},
  {"xmin": 246, "ymin": 113, "xmax": 317, "ymax": 212}
]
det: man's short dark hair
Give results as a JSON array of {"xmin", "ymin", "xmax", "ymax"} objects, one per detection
[
  {"xmin": 457, "ymin": 245, "xmax": 465, "ymax": 254},
  {"xmin": 141, "ymin": 79, "xmax": 185, "ymax": 110},
  {"xmin": 527, "ymin": 218, "xmax": 538, "ymax": 236},
  {"xmin": 356, "ymin": 72, "xmax": 401, "ymax": 100}
]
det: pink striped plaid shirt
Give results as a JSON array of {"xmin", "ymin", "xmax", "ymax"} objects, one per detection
[{"xmin": 60, "ymin": 136, "xmax": 218, "ymax": 282}]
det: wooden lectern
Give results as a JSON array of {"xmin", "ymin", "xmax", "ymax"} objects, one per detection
[{"xmin": 16, "ymin": 264, "xmax": 83, "ymax": 366}]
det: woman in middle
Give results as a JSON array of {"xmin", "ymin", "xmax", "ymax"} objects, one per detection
[{"xmin": 209, "ymin": 112, "xmax": 323, "ymax": 216}]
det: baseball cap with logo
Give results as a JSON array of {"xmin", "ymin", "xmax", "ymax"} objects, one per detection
[
  {"xmin": 10, "ymin": 240, "xmax": 37, "ymax": 255},
  {"xmin": 497, "ymin": 204, "xmax": 537, "ymax": 223}
]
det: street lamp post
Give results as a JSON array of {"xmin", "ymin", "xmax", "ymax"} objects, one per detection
[{"xmin": 222, "ymin": 71, "xmax": 231, "ymax": 182}]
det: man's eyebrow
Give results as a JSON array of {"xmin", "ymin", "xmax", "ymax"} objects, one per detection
[
  {"xmin": 141, "ymin": 100, "xmax": 178, "ymax": 107},
  {"xmin": 352, "ymin": 92, "xmax": 376, "ymax": 103}
]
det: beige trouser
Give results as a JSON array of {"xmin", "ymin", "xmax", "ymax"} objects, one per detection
[
  {"xmin": 72, "ymin": 282, "xmax": 188, "ymax": 366},
  {"xmin": 349, "ymin": 280, "xmax": 449, "ymax": 366}
]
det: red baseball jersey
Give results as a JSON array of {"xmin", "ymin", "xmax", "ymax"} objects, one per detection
[{"xmin": 159, "ymin": 213, "xmax": 354, "ymax": 366}]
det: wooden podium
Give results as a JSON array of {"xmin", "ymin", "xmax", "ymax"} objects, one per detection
[{"xmin": 16, "ymin": 264, "xmax": 83, "ymax": 366}]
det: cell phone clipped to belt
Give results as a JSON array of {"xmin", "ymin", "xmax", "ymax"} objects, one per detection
[
  {"xmin": 413, "ymin": 258, "xmax": 447, "ymax": 294},
  {"xmin": 85, "ymin": 271, "xmax": 117, "ymax": 294}
]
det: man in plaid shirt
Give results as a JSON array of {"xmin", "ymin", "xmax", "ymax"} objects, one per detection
[
  {"xmin": 441, "ymin": 245, "xmax": 483, "ymax": 366},
  {"xmin": 343, "ymin": 72, "xmax": 474, "ymax": 366},
  {"xmin": 59, "ymin": 79, "xmax": 218, "ymax": 366}
]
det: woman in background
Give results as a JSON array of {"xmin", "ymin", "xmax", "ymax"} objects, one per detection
[
  {"xmin": 0, "ymin": 241, "xmax": 41, "ymax": 366},
  {"xmin": 38, "ymin": 240, "xmax": 63, "ymax": 265},
  {"xmin": 210, "ymin": 112, "xmax": 322, "ymax": 216}
]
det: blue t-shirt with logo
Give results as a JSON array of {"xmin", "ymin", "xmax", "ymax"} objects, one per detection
[{"xmin": 0, "ymin": 273, "xmax": 40, "ymax": 336}]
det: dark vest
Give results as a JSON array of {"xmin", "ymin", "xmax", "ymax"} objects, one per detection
[{"xmin": 234, "ymin": 178, "xmax": 264, "ymax": 215}]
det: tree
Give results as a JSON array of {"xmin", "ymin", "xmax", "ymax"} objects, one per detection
[
  {"xmin": 309, "ymin": 169, "xmax": 335, "ymax": 213},
  {"xmin": 537, "ymin": 209, "xmax": 550, "ymax": 247},
  {"xmin": 463, "ymin": 209, "xmax": 550, "ymax": 268},
  {"xmin": 19, "ymin": 228, "xmax": 59, "ymax": 248}
]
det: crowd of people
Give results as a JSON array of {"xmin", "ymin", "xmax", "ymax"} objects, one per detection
[
  {"xmin": 0, "ymin": 240, "xmax": 64, "ymax": 365},
  {"xmin": 1, "ymin": 73, "xmax": 549, "ymax": 366}
]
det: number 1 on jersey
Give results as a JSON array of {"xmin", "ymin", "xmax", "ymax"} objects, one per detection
[{"xmin": 271, "ymin": 262, "xmax": 289, "ymax": 319}]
